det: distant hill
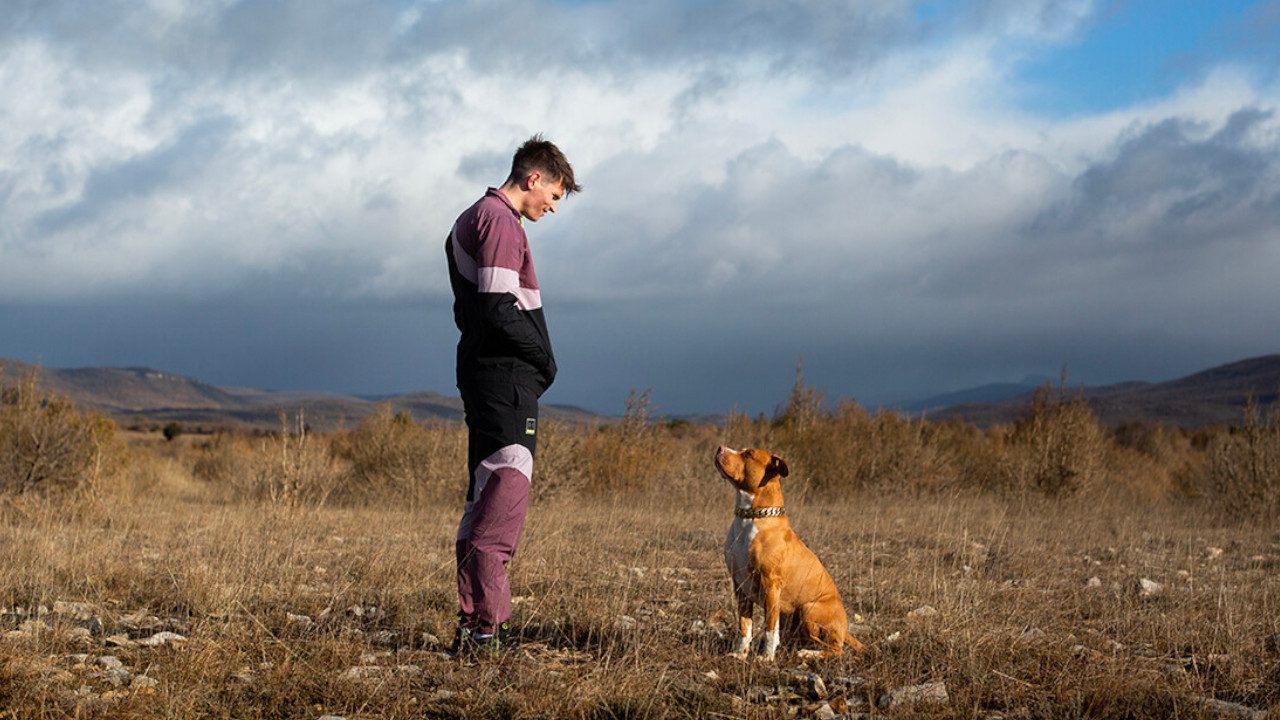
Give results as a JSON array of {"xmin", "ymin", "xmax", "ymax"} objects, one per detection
[
  {"xmin": 0, "ymin": 359, "xmax": 604, "ymax": 432},
  {"xmin": 897, "ymin": 375, "xmax": 1051, "ymax": 414},
  {"xmin": 930, "ymin": 355, "xmax": 1280, "ymax": 427}
]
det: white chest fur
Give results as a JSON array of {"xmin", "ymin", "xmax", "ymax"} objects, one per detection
[{"xmin": 724, "ymin": 490, "xmax": 759, "ymax": 599}]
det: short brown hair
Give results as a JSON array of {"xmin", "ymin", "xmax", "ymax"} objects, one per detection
[{"xmin": 506, "ymin": 134, "xmax": 582, "ymax": 195}]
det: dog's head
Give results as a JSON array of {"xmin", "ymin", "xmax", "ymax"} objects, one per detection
[{"xmin": 714, "ymin": 445, "xmax": 789, "ymax": 495}]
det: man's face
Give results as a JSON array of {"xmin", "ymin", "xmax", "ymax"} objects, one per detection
[{"xmin": 521, "ymin": 173, "xmax": 565, "ymax": 222}]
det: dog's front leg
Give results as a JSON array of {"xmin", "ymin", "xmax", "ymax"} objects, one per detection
[
  {"xmin": 760, "ymin": 580, "xmax": 782, "ymax": 661},
  {"xmin": 731, "ymin": 591, "xmax": 753, "ymax": 658}
]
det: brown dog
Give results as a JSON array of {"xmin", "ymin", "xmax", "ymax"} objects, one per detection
[{"xmin": 715, "ymin": 446, "xmax": 864, "ymax": 660}]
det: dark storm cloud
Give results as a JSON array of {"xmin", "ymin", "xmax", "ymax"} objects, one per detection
[
  {"xmin": 995, "ymin": 109, "xmax": 1280, "ymax": 291},
  {"xmin": 397, "ymin": 0, "xmax": 923, "ymax": 75},
  {"xmin": 2, "ymin": 0, "xmax": 405, "ymax": 83}
]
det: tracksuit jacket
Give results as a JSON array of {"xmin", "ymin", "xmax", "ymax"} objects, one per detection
[{"xmin": 447, "ymin": 187, "xmax": 557, "ymax": 395}]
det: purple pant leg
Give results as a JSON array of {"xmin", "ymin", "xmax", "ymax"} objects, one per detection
[{"xmin": 456, "ymin": 466, "xmax": 530, "ymax": 634}]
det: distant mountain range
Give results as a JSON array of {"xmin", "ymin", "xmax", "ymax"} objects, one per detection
[
  {"xmin": 0, "ymin": 359, "xmax": 602, "ymax": 432},
  {"xmin": 907, "ymin": 355, "xmax": 1280, "ymax": 427},
  {"xmin": 3, "ymin": 354, "xmax": 1277, "ymax": 432}
]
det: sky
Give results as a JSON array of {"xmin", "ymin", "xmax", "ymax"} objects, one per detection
[{"xmin": 1, "ymin": 0, "xmax": 1278, "ymax": 417}]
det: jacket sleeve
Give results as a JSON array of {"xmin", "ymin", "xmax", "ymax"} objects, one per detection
[
  {"xmin": 478, "ymin": 291, "xmax": 554, "ymax": 381},
  {"xmin": 473, "ymin": 211, "xmax": 557, "ymax": 386}
]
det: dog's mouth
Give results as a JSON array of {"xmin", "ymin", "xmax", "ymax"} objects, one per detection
[
  {"xmin": 713, "ymin": 447, "xmax": 740, "ymax": 481},
  {"xmin": 715, "ymin": 461, "xmax": 734, "ymax": 481}
]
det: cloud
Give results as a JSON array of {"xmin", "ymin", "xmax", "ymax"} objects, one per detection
[{"xmin": 1, "ymin": 1, "xmax": 1278, "ymax": 412}]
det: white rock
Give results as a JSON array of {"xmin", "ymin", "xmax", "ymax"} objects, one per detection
[
  {"xmin": 1017, "ymin": 627, "xmax": 1046, "ymax": 644},
  {"xmin": 1194, "ymin": 696, "xmax": 1266, "ymax": 719},
  {"xmin": 814, "ymin": 702, "xmax": 837, "ymax": 720},
  {"xmin": 130, "ymin": 675, "xmax": 158, "ymax": 690},
  {"xmin": 884, "ymin": 631, "xmax": 902, "ymax": 644},
  {"xmin": 1086, "ymin": 576, "xmax": 1102, "ymax": 588},
  {"xmin": 139, "ymin": 631, "xmax": 186, "ymax": 646},
  {"xmin": 880, "ymin": 681, "xmax": 949, "ymax": 709},
  {"xmin": 287, "ymin": 613, "xmax": 313, "ymax": 627},
  {"xmin": 96, "ymin": 656, "xmax": 125, "ymax": 671},
  {"xmin": 339, "ymin": 665, "xmax": 422, "ymax": 680},
  {"xmin": 1205, "ymin": 547, "xmax": 1224, "ymax": 560},
  {"xmin": 615, "ymin": 615, "xmax": 637, "ymax": 630},
  {"xmin": 1137, "ymin": 578, "xmax": 1162, "ymax": 597},
  {"xmin": 906, "ymin": 605, "xmax": 938, "ymax": 621},
  {"xmin": 95, "ymin": 668, "xmax": 132, "ymax": 687},
  {"xmin": 53, "ymin": 601, "xmax": 96, "ymax": 620}
]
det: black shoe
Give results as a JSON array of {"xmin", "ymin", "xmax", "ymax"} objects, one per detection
[
  {"xmin": 472, "ymin": 622, "xmax": 519, "ymax": 656},
  {"xmin": 446, "ymin": 626, "xmax": 476, "ymax": 657}
]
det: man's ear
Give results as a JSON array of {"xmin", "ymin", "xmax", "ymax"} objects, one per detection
[
  {"xmin": 525, "ymin": 171, "xmax": 541, "ymax": 190},
  {"xmin": 768, "ymin": 455, "xmax": 789, "ymax": 479}
]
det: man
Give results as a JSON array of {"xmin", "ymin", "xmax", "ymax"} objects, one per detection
[{"xmin": 445, "ymin": 135, "xmax": 580, "ymax": 654}]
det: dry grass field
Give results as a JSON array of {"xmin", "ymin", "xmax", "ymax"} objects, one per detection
[{"xmin": 2, "ymin": 375, "xmax": 1279, "ymax": 719}]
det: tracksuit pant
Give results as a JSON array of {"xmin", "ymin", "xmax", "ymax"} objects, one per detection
[{"xmin": 455, "ymin": 371, "xmax": 539, "ymax": 635}]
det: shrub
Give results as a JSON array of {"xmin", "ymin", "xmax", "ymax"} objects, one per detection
[
  {"xmin": 0, "ymin": 370, "xmax": 122, "ymax": 496},
  {"xmin": 1004, "ymin": 379, "xmax": 1106, "ymax": 496},
  {"xmin": 763, "ymin": 368, "xmax": 957, "ymax": 497},
  {"xmin": 192, "ymin": 414, "xmax": 346, "ymax": 506},
  {"xmin": 580, "ymin": 388, "xmax": 661, "ymax": 493},
  {"xmin": 1204, "ymin": 397, "xmax": 1280, "ymax": 520},
  {"xmin": 331, "ymin": 405, "xmax": 464, "ymax": 504},
  {"xmin": 162, "ymin": 422, "xmax": 183, "ymax": 442}
]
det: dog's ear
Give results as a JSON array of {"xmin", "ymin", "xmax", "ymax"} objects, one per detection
[{"xmin": 767, "ymin": 454, "xmax": 789, "ymax": 479}]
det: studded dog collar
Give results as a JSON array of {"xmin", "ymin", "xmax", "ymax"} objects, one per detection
[{"xmin": 735, "ymin": 506, "xmax": 786, "ymax": 519}]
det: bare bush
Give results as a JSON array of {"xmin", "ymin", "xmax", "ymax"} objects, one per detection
[
  {"xmin": 332, "ymin": 406, "xmax": 464, "ymax": 505},
  {"xmin": 761, "ymin": 368, "xmax": 957, "ymax": 497},
  {"xmin": 0, "ymin": 370, "xmax": 122, "ymax": 496},
  {"xmin": 192, "ymin": 414, "xmax": 346, "ymax": 506},
  {"xmin": 1004, "ymin": 379, "xmax": 1106, "ymax": 496},
  {"xmin": 580, "ymin": 388, "xmax": 661, "ymax": 493},
  {"xmin": 1205, "ymin": 397, "xmax": 1280, "ymax": 519}
]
